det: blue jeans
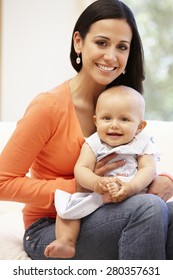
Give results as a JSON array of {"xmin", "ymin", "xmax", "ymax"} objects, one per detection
[
  {"xmin": 166, "ymin": 201, "xmax": 173, "ymax": 259},
  {"xmin": 23, "ymin": 194, "xmax": 169, "ymax": 260}
]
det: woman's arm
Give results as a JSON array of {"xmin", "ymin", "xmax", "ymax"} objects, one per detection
[{"xmin": 0, "ymin": 94, "xmax": 76, "ymax": 208}]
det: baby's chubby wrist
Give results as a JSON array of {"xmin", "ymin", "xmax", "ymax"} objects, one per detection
[
  {"xmin": 93, "ymin": 177, "xmax": 103, "ymax": 194},
  {"xmin": 93, "ymin": 176, "xmax": 109, "ymax": 194}
]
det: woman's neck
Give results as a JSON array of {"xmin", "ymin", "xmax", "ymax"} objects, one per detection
[
  {"xmin": 69, "ymin": 72, "xmax": 105, "ymax": 105},
  {"xmin": 69, "ymin": 73, "xmax": 106, "ymax": 137}
]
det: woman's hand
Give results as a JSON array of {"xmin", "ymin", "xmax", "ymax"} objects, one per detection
[
  {"xmin": 76, "ymin": 182, "xmax": 92, "ymax": 193},
  {"xmin": 94, "ymin": 153, "xmax": 125, "ymax": 176},
  {"xmin": 147, "ymin": 175, "xmax": 173, "ymax": 201}
]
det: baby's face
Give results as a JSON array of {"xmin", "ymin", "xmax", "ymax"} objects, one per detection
[{"xmin": 94, "ymin": 89, "xmax": 145, "ymax": 147}]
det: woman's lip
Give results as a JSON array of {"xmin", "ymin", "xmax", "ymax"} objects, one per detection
[{"xmin": 96, "ymin": 63, "xmax": 116, "ymax": 71}]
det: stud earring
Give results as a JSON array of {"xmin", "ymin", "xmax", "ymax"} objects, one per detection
[
  {"xmin": 123, "ymin": 69, "xmax": 126, "ymax": 75},
  {"xmin": 76, "ymin": 54, "xmax": 81, "ymax": 64}
]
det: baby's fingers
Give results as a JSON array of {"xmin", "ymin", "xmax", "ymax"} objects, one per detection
[
  {"xmin": 98, "ymin": 183, "xmax": 108, "ymax": 194},
  {"xmin": 107, "ymin": 182, "xmax": 120, "ymax": 194}
]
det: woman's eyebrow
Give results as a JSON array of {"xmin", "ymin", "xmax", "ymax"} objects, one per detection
[{"xmin": 94, "ymin": 35, "xmax": 131, "ymax": 44}]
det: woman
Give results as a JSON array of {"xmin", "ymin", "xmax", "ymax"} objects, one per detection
[{"xmin": 0, "ymin": 0, "xmax": 172, "ymax": 260}]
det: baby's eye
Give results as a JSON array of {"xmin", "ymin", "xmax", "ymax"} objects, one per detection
[
  {"xmin": 121, "ymin": 117, "xmax": 129, "ymax": 122},
  {"xmin": 103, "ymin": 116, "xmax": 111, "ymax": 120}
]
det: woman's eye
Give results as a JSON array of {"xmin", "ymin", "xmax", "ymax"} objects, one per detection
[
  {"xmin": 96, "ymin": 41, "xmax": 108, "ymax": 47},
  {"xmin": 118, "ymin": 44, "xmax": 128, "ymax": 51}
]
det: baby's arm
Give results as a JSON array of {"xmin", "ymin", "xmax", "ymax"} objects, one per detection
[
  {"xmin": 74, "ymin": 142, "xmax": 115, "ymax": 194},
  {"xmin": 108, "ymin": 154, "xmax": 156, "ymax": 202}
]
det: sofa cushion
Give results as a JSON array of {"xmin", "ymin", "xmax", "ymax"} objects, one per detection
[{"xmin": 0, "ymin": 201, "xmax": 31, "ymax": 260}]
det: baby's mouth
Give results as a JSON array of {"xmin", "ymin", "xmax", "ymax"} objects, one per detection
[{"xmin": 107, "ymin": 132, "xmax": 123, "ymax": 136}]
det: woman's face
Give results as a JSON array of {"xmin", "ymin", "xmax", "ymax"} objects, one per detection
[{"xmin": 75, "ymin": 19, "xmax": 132, "ymax": 86}]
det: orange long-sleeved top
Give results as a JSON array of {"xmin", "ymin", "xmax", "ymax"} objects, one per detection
[{"xmin": 0, "ymin": 80, "xmax": 84, "ymax": 229}]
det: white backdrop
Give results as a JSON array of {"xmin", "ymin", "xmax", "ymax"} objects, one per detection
[{"xmin": 0, "ymin": 0, "xmax": 93, "ymax": 121}]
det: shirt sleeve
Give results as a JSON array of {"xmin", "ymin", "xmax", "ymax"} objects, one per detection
[{"xmin": 0, "ymin": 93, "xmax": 76, "ymax": 209}]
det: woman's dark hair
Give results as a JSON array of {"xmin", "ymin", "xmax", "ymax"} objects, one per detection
[{"xmin": 70, "ymin": 0, "xmax": 145, "ymax": 93}]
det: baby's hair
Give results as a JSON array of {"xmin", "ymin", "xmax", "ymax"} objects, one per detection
[{"xmin": 96, "ymin": 85, "xmax": 145, "ymax": 118}]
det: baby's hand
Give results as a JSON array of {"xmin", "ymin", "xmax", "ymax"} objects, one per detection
[
  {"xmin": 110, "ymin": 178, "xmax": 134, "ymax": 202},
  {"xmin": 94, "ymin": 177, "xmax": 115, "ymax": 194},
  {"xmin": 107, "ymin": 180, "xmax": 120, "ymax": 197},
  {"xmin": 94, "ymin": 177, "xmax": 108, "ymax": 194}
]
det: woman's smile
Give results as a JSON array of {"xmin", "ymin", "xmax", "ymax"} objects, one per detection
[{"xmin": 96, "ymin": 63, "xmax": 117, "ymax": 72}]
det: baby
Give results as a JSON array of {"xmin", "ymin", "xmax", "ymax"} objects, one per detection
[{"xmin": 44, "ymin": 85, "xmax": 159, "ymax": 258}]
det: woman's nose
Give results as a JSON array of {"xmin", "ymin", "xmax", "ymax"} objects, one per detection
[{"xmin": 104, "ymin": 47, "xmax": 117, "ymax": 63}]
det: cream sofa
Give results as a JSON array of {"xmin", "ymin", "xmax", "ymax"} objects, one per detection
[{"xmin": 0, "ymin": 120, "xmax": 173, "ymax": 260}]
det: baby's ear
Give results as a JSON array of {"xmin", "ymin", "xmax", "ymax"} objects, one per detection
[
  {"xmin": 136, "ymin": 120, "xmax": 147, "ymax": 134},
  {"xmin": 93, "ymin": 115, "xmax": 97, "ymax": 125}
]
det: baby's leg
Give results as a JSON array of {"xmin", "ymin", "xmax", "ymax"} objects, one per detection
[{"xmin": 44, "ymin": 216, "xmax": 80, "ymax": 258}]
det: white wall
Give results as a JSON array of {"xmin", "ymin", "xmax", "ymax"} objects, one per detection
[{"xmin": 1, "ymin": 0, "xmax": 93, "ymax": 121}]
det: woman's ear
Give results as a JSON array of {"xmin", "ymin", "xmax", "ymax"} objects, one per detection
[
  {"xmin": 136, "ymin": 120, "xmax": 147, "ymax": 134},
  {"xmin": 73, "ymin": 31, "xmax": 83, "ymax": 53}
]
